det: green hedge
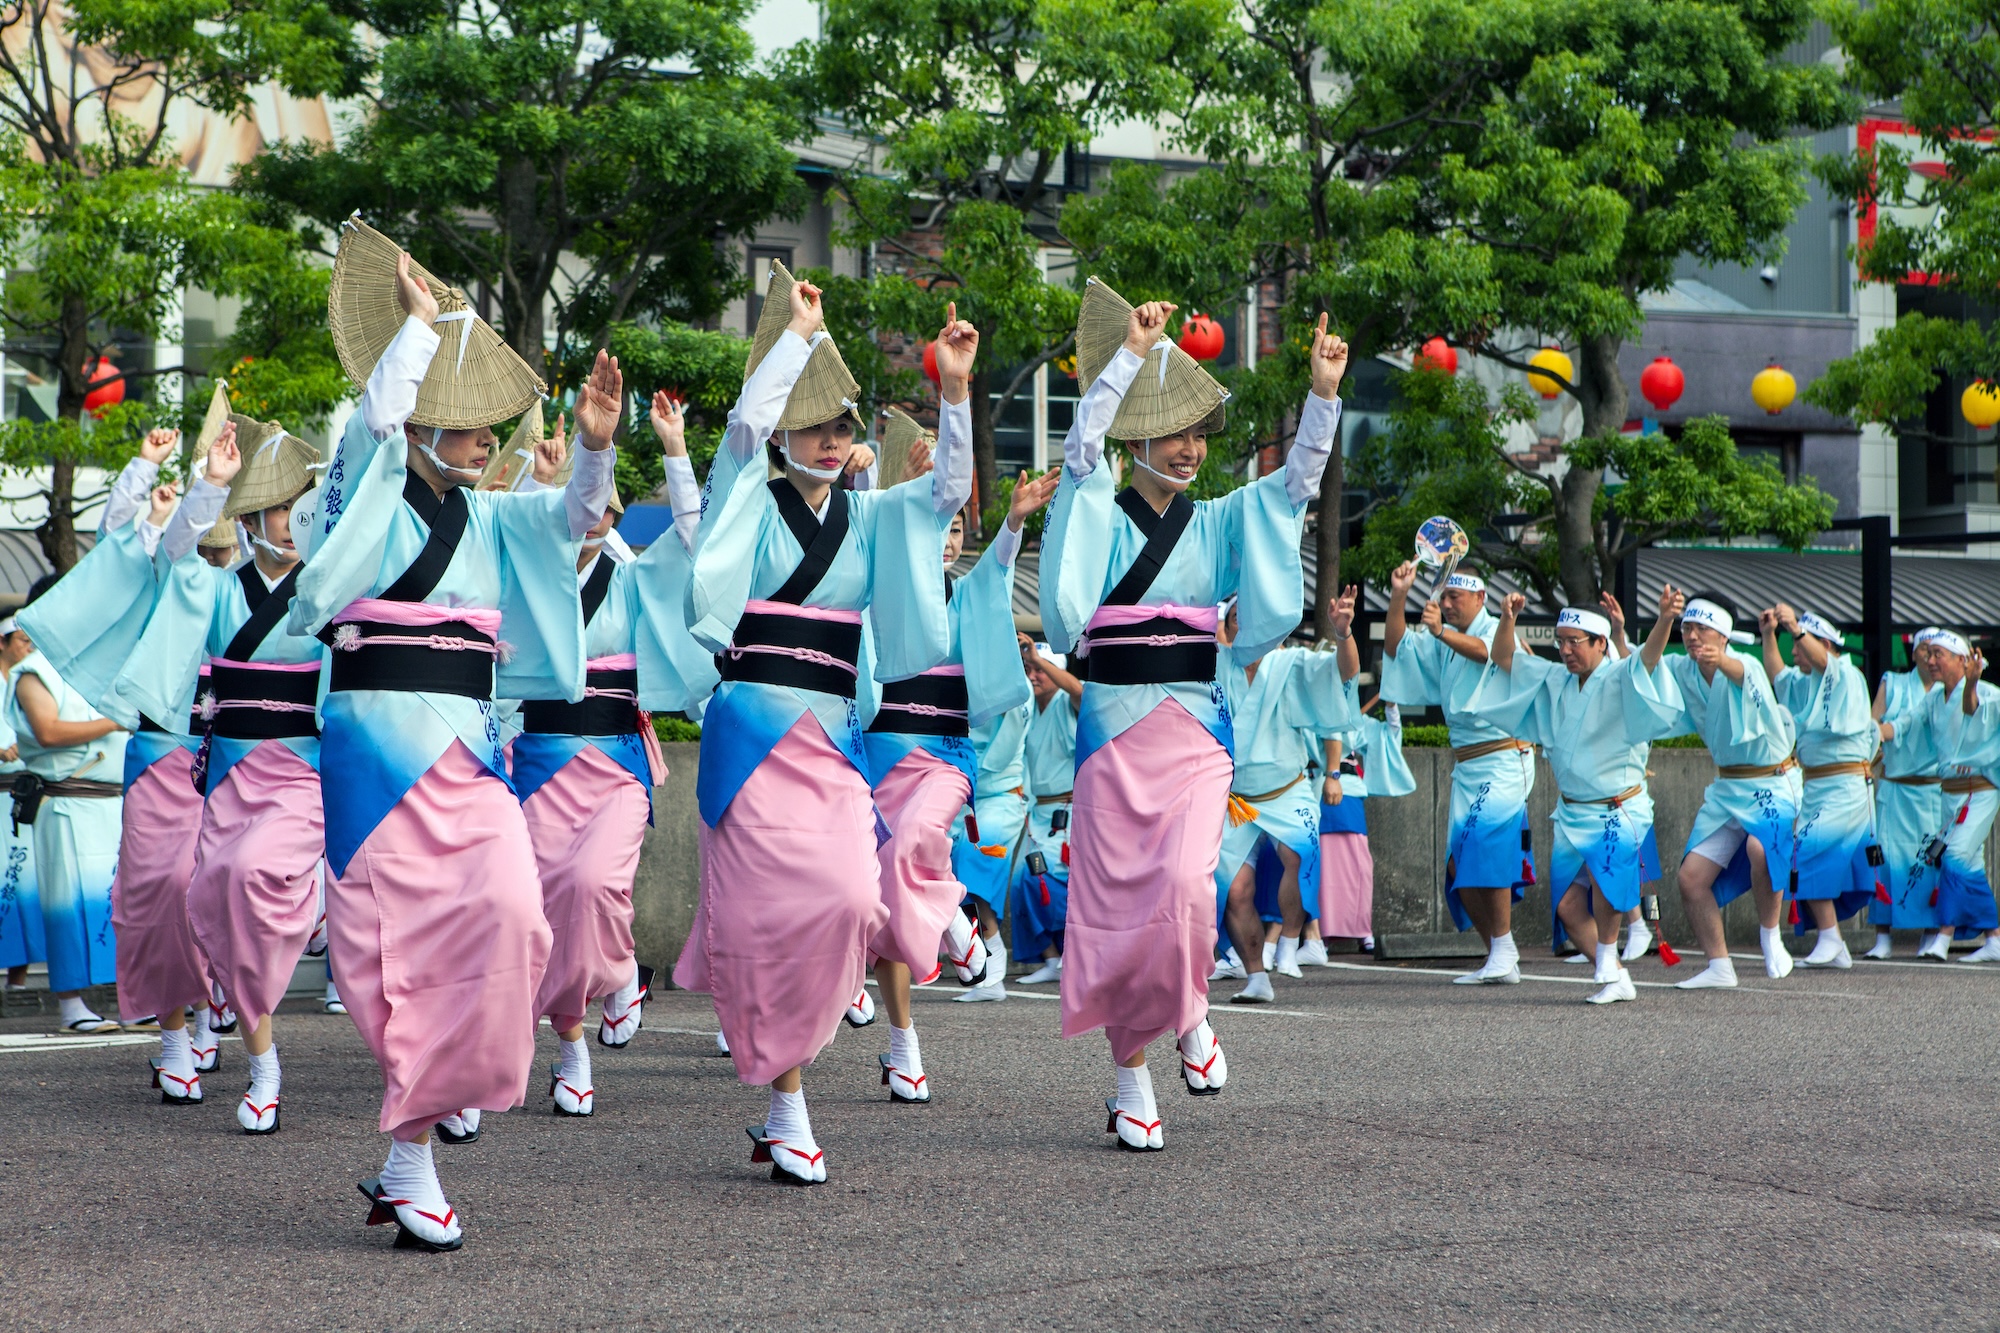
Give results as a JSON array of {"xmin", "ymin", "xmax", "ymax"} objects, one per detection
[
  {"xmin": 654, "ymin": 715, "xmax": 702, "ymax": 743},
  {"xmin": 1400, "ymin": 724, "xmax": 1705, "ymax": 751}
]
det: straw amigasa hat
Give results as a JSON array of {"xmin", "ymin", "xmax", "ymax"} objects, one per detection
[
  {"xmin": 1076, "ymin": 276, "xmax": 1228, "ymax": 441},
  {"xmin": 221, "ymin": 413, "xmax": 321, "ymax": 519},
  {"xmin": 478, "ymin": 409, "xmax": 543, "ymax": 492},
  {"xmin": 876, "ymin": 405, "xmax": 934, "ymax": 490},
  {"xmin": 198, "ymin": 513, "xmax": 239, "ymax": 553},
  {"xmin": 188, "ymin": 381, "xmax": 232, "ymax": 475},
  {"xmin": 327, "ymin": 214, "xmax": 547, "ymax": 430},
  {"xmin": 747, "ymin": 259, "xmax": 863, "ymax": 432}
]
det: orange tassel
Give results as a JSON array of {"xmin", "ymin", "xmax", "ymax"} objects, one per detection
[
  {"xmin": 979, "ymin": 844, "xmax": 1008, "ymax": 858},
  {"xmin": 1226, "ymin": 794, "xmax": 1259, "ymax": 827}
]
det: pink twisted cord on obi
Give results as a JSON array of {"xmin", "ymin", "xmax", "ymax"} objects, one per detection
[
  {"xmin": 1084, "ymin": 630, "xmax": 1216, "ymax": 650},
  {"xmin": 197, "ymin": 694, "xmax": 317, "ymax": 721},
  {"xmin": 723, "ymin": 643, "xmax": 858, "ymax": 675},
  {"xmin": 327, "ymin": 623, "xmax": 501, "ymax": 656},
  {"xmin": 876, "ymin": 701, "xmax": 968, "ymax": 719},
  {"xmin": 1078, "ymin": 601, "xmax": 1219, "ymax": 657}
]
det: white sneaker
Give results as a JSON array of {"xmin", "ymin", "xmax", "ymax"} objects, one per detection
[
  {"xmin": 1296, "ymin": 938, "xmax": 1331, "ymax": 968},
  {"xmin": 1917, "ymin": 932, "xmax": 1950, "ymax": 961},
  {"xmin": 1622, "ymin": 921, "xmax": 1653, "ymax": 962},
  {"xmin": 844, "ymin": 988, "xmax": 876, "ymax": 1027},
  {"xmin": 1019, "ymin": 957, "xmax": 1063, "ymax": 985},
  {"xmin": 1801, "ymin": 933, "xmax": 1852, "ymax": 969},
  {"xmin": 1965, "ymin": 939, "xmax": 2000, "ymax": 964},
  {"xmin": 1675, "ymin": 959, "xmax": 1738, "ymax": 990},
  {"xmin": 1763, "ymin": 942, "xmax": 1794, "ymax": 980},
  {"xmin": 1585, "ymin": 970, "xmax": 1637, "ymax": 1005},
  {"xmin": 1862, "ymin": 933, "xmax": 1892, "ymax": 961},
  {"xmin": 1209, "ymin": 949, "xmax": 1247, "ymax": 982},
  {"xmin": 1231, "ymin": 972, "xmax": 1275, "ymax": 1005}
]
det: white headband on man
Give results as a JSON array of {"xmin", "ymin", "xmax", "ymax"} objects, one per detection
[
  {"xmin": 1443, "ymin": 572, "xmax": 1486, "ymax": 594},
  {"xmin": 1915, "ymin": 626, "xmax": 1947, "ymax": 648},
  {"xmin": 1035, "ymin": 643, "xmax": 1067, "ymax": 671},
  {"xmin": 1795, "ymin": 611, "xmax": 1843, "ymax": 647},
  {"xmin": 1682, "ymin": 598, "xmax": 1757, "ymax": 646},
  {"xmin": 1556, "ymin": 607, "xmax": 1611, "ymax": 640},
  {"xmin": 0, "ymin": 617, "xmax": 15, "ymax": 637},
  {"xmin": 1930, "ymin": 629, "xmax": 1971, "ymax": 658}
]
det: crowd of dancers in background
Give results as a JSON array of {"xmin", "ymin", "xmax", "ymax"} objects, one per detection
[{"xmin": 3, "ymin": 219, "xmax": 1996, "ymax": 1252}]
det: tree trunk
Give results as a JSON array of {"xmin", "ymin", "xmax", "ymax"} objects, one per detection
[
  {"xmin": 1313, "ymin": 440, "xmax": 1343, "ymax": 639},
  {"xmin": 497, "ymin": 156, "xmax": 548, "ymax": 373},
  {"xmin": 968, "ymin": 366, "xmax": 996, "ymax": 540},
  {"xmin": 43, "ymin": 294, "xmax": 92, "ymax": 573},
  {"xmin": 1553, "ymin": 331, "xmax": 1628, "ymax": 607}
]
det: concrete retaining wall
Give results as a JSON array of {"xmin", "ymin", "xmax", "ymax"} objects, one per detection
[{"xmin": 630, "ymin": 743, "xmax": 2000, "ymax": 970}]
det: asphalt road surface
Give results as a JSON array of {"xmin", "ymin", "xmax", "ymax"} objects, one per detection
[{"xmin": 5, "ymin": 951, "xmax": 1999, "ymax": 1331}]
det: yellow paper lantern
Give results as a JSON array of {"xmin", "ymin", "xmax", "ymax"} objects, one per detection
[
  {"xmin": 1526, "ymin": 346, "xmax": 1572, "ymax": 399},
  {"xmin": 1751, "ymin": 362, "xmax": 1796, "ymax": 415},
  {"xmin": 1962, "ymin": 381, "xmax": 2000, "ymax": 430}
]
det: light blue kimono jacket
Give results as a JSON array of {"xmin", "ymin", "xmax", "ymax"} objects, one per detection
[
  {"xmin": 862, "ymin": 524, "xmax": 1031, "ymax": 793},
  {"xmin": 951, "ymin": 696, "xmax": 1033, "ymax": 914},
  {"xmin": 685, "ymin": 331, "xmax": 971, "ymax": 828},
  {"xmin": 1037, "ymin": 348, "xmax": 1340, "ymax": 771},
  {"xmin": 17, "ymin": 494, "xmax": 164, "ymax": 729},
  {"xmin": 1215, "ymin": 645, "xmax": 1358, "ymax": 886},
  {"xmin": 285, "ymin": 315, "xmax": 611, "ymax": 875}
]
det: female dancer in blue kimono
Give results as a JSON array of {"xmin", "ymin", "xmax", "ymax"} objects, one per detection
[
  {"xmin": 290, "ymin": 231, "xmax": 620, "ymax": 1250},
  {"xmin": 1626, "ymin": 589, "xmax": 1801, "ymax": 989},
  {"xmin": 1215, "ymin": 588, "xmax": 1360, "ymax": 1005},
  {"xmin": 1038, "ymin": 281, "xmax": 1345, "ymax": 1152},
  {"xmin": 672, "ymin": 264, "xmax": 971, "ymax": 1184},
  {"xmin": 863, "ymin": 452, "xmax": 1054, "ymax": 1099},
  {"xmin": 1869, "ymin": 631, "xmax": 1945, "ymax": 959},
  {"xmin": 1012, "ymin": 638, "xmax": 1083, "ymax": 984},
  {"xmin": 1476, "ymin": 594, "xmax": 1684, "ymax": 1004},
  {"xmin": 1759, "ymin": 605, "xmax": 1882, "ymax": 970}
]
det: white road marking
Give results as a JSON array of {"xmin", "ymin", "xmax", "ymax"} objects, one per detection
[
  {"xmin": 0, "ymin": 1033, "xmax": 158, "ymax": 1054},
  {"xmin": 1727, "ymin": 950, "xmax": 2000, "ymax": 975},
  {"xmin": 1323, "ymin": 959, "xmax": 1871, "ymax": 1000}
]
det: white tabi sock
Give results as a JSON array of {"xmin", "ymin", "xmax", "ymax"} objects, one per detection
[
  {"xmin": 1261, "ymin": 940, "xmax": 1276, "ymax": 970},
  {"xmin": 1115, "ymin": 1062, "xmax": 1157, "ymax": 1123},
  {"xmin": 1674, "ymin": 957, "xmax": 1738, "ymax": 989},
  {"xmin": 1274, "ymin": 935, "xmax": 1301, "ymax": 976},
  {"xmin": 1478, "ymin": 932, "xmax": 1519, "ymax": 977},
  {"xmin": 984, "ymin": 935, "xmax": 1007, "ymax": 985},
  {"xmin": 159, "ymin": 1026, "xmax": 195, "ymax": 1081},
  {"xmin": 460, "ymin": 1108, "xmax": 481, "ymax": 1134},
  {"xmin": 247, "ymin": 1047, "xmax": 280, "ymax": 1100},
  {"xmin": 379, "ymin": 1137, "xmax": 459, "ymax": 1243},
  {"xmin": 1864, "ymin": 930, "xmax": 1892, "ymax": 959},
  {"xmin": 1759, "ymin": 925, "xmax": 1783, "ymax": 956},
  {"xmin": 605, "ymin": 964, "xmax": 641, "ymax": 1014},
  {"xmin": 887, "ymin": 1023, "xmax": 922, "ymax": 1078},
  {"xmin": 58, "ymin": 995, "xmax": 103, "ymax": 1027},
  {"xmin": 559, "ymin": 1036, "xmax": 591, "ymax": 1089},
  {"xmin": 1594, "ymin": 943, "xmax": 1619, "ymax": 985},
  {"xmin": 766, "ymin": 1087, "xmax": 816, "ymax": 1150},
  {"xmin": 1804, "ymin": 928, "xmax": 1847, "ymax": 964},
  {"xmin": 943, "ymin": 911, "xmax": 976, "ymax": 960}
]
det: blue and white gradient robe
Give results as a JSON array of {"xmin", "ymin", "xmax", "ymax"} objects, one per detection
[
  {"xmin": 1627, "ymin": 650, "xmax": 1799, "ymax": 907},
  {"xmin": 1872, "ymin": 670, "xmax": 1943, "ymax": 929},
  {"xmin": 1381, "ymin": 609, "xmax": 1537, "ymax": 928},
  {"xmin": 1775, "ymin": 654, "xmax": 1883, "ymax": 921},
  {"xmin": 1011, "ymin": 687, "xmax": 1078, "ymax": 961}
]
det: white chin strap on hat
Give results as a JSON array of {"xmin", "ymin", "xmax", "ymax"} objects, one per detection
[
  {"xmin": 1131, "ymin": 438, "xmax": 1196, "ymax": 490},
  {"xmin": 242, "ymin": 515, "xmax": 295, "ymax": 563},
  {"xmin": 418, "ymin": 426, "xmax": 483, "ymax": 485},
  {"xmin": 781, "ymin": 429, "xmax": 846, "ymax": 482}
]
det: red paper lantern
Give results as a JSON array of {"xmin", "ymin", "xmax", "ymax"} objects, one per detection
[
  {"xmin": 1177, "ymin": 312, "xmax": 1226, "ymax": 362},
  {"xmin": 921, "ymin": 341, "xmax": 941, "ymax": 385},
  {"xmin": 82, "ymin": 355, "xmax": 125, "ymax": 415},
  {"xmin": 1414, "ymin": 337, "xmax": 1458, "ymax": 376},
  {"xmin": 1638, "ymin": 355, "xmax": 1684, "ymax": 413}
]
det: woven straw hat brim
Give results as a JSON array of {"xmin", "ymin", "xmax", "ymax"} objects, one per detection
[
  {"xmin": 191, "ymin": 382, "xmax": 231, "ymax": 468},
  {"xmin": 881, "ymin": 406, "xmax": 935, "ymax": 457},
  {"xmin": 329, "ymin": 215, "xmax": 546, "ymax": 430},
  {"xmin": 480, "ymin": 409, "xmax": 541, "ymax": 491},
  {"xmin": 224, "ymin": 432, "xmax": 322, "ymax": 520},
  {"xmin": 744, "ymin": 258, "xmax": 863, "ymax": 433},
  {"xmin": 1076, "ymin": 276, "xmax": 1229, "ymax": 441},
  {"xmin": 198, "ymin": 514, "xmax": 238, "ymax": 550}
]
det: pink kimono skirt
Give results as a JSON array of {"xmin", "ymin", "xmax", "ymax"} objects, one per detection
[
  {"xmin": 674, "ymin": 717, "xmax": 885, "ymax": 1086},
  {"xmin": 110, "ymin": 750, "xmax": 210, "ymax": 1020},
  {"xmin": 1317, "ymin": 831, "xmax": 1375, "ymax": 939},
  {"xmin": 187, "ymin": 742, "xmax": 324, "ymax": 1032},
  {"xmin": 1061, "ymin": 701, "xmax": 1232, "ymax": 1063},
  {"xmin": 328, "ymin": 741, "xmax": 552, "ymax": 1139},
  {"xmin": 526, "ymin": 746, "xmax": 649, "ymax": 1032},
  {"xmin": 869, "ymin": 748, "xmax": 972, "ymax": 975}
]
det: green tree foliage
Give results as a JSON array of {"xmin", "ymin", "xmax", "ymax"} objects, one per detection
[
  {"xmin": 780, "ymin": 0, "xmax": 1235, "ymax": 526},
  {"xmin": 1081, "ymin": 0, "xmax": 1848, "ymax": 617},
  {"xmin": 1811, "ymin": 0, "xmax": 2000, "ymax": 445},
  {"xmin": 0, "ymin": 0, "xmax": 357, "ymax": 568},
  {"xmin": 598, "ymin": 320, "xmax": 753, "ymax": 503},
  {"xmin": 239, "ymin": 0, "xmax": 800, "ymax": 392}
]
